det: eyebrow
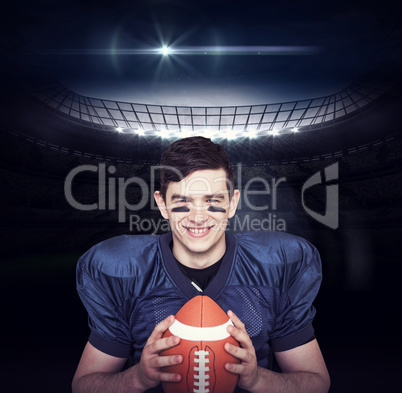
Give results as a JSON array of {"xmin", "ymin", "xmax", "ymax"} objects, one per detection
[
  {"xmin": 170, "ymin": 193, "xmax": 226, "ymax": 201},
  {"xmin": 170, "ymin": 194, "xmax": 191, "ymax": 201},
  {"xmin": 205, "ymin": 193, "xmax": 225, "ymax": 200}
]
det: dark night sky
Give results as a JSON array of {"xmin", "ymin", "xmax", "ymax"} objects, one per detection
[{"xmin": 2, "ymin": 0, "xmax": 400, "ymax": 105}]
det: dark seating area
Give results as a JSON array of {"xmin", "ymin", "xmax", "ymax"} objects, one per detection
[{"xmin": 1, "ymin": 123, "xmax": 401, "ymax": 391}]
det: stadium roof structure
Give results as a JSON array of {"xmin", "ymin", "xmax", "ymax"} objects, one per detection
[
  {"xmin": 2, "ymin": 19, "xmax": 401, "ymax": 161},
  {"xmin": 2, "ymin": 17, "xmax": 401, "ymax": 136},
  {"xmin": 27, "ymin": 28, "xmax": 401, "ymax": 141},
  {"xmin": 29, "ymin": 77, "xmax": 389, "ymax": 139}
]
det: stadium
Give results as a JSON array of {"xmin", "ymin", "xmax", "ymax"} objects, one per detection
[{"xmin": 1, "ymin": 2, "xmax": 401, "ymax": 392}]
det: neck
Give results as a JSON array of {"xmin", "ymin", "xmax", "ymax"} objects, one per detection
[{"xmin": 172, "ymin": 237, "xmax": 226, "ymax": 269}]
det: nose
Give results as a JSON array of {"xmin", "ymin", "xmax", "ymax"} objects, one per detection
[{"xmin": 188, "ymin": 204, "xmax": 208, "ymax": 224}]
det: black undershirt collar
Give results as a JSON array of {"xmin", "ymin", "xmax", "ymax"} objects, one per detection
[
  {"xmin": 175, "ymin": 254, "xmax": 224, "ymax": 292},
  {"xmin": 159, "ymin": 232, "xmax": 236, "ymax": 299}
]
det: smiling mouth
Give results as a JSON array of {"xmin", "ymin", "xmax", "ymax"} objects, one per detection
[{"xmin": 184, "ymin": 226, "xmax": 213, "ymax": 234}]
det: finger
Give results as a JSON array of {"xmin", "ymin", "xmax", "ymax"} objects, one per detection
[
  {"xmin": 149, "ymin": 353, "xmax": 183, "ymax": 369},
  {"xmin": 224, "ymin": 342, "xmax": 254, "ymax": 362},
  {"xmin": 227, "ymin": 310, "xmax": 246, "ymax": 332},
  {"xmin": 227, "ymin": 310, "xmax": 251, "ymax": 348},
  {"xmin": 225, "ymin": 361, "xmax": 248, "ymax": 375},
  {"xmin": 148, "ymin": 370, "xmax": 182, "ymax": 383},
  {"xmin": 146, "ymin": 335, "xmax": 181, "ymax": 355},
  {"xmin": 147, "ymin": 315, "xmax": 175, "ymax": 343},
  {"xmin": 227, "ymin": 323, "xmax": 253, "ymax": 350}
]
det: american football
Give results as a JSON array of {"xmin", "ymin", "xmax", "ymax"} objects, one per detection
[{"xmin": 161, "ymin": 295, "xmax": 240, "ymax": 393}]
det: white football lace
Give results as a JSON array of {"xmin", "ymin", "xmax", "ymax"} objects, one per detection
[{"xmin": 193, "ymin": 350, "xmax": 210, "ymax": 393}]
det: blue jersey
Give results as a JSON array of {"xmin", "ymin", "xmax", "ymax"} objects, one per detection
[{"xmin": 77, "ymin": 231, "xmax": 322, "ymax": 393}]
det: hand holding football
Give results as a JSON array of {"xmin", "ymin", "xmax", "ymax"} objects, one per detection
[{"xmin": 161, "ymin": 295, "xmax": 240, "ymax": 393}]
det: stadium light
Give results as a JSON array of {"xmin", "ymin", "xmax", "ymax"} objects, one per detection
[
  {"xmin": 116, "ymin": 127, "xmax": 123, "ymax": 132},
  {"xmin": 203, "ymin": 128, "xmax": 217, "ymax": 139},
  {"xmin": 270, "ymin": 129, "xmax": 279, "ymax": 136},
  {"xmin": 225, "ymin": 128, "xmax": 235, "ymax": 140},
  {"xmin": 180, "ymin": 128, "xmax": 193, "ymax": 138},
  {"xmin": 248, "ymin": 128, "xmax": 257, "ymax": 138},
  {"xmin": 292, "ymin": 127, "xmax": 299, "ymax": 133},
  {"xmin": 159, "ymin": 126, "xmax": 170, "ymax": 138},
  {"xmin": 135, "ymin": 128, "xmax": 145, "ymax": 136},
  {"xmin": 161, "ymin": 46, "xmax": 171, "ymax": 56}
]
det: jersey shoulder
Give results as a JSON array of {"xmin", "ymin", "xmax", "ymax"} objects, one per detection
[
  {"xmin": 77, "ymin": 234, "xmax": 160, "ymax": 278},
  {"xmin": 232, "ymin": 231, "xmax": 321, "ymax": 289},
  {"xmin": 234, "ymin": 230, "xmax": 317, "ymax": 261}
]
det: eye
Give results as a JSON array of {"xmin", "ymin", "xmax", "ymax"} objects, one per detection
[{"xmin": 175, "ymin": 197, "xmax": 190, "ymax": 204}]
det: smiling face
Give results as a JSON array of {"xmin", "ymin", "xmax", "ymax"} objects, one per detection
[{"xmin": 155, "ymin": 169, "xmax": 240, "ymax": 268}]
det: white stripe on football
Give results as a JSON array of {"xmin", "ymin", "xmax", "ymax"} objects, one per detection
[{"xmin": 169, "ymin": 318, "xmax": 234, "ymax": 341}]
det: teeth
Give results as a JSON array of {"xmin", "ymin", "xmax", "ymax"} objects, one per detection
[{"xmin": 188, "ymin": 228, "xmax": 209, "ymax": 234}]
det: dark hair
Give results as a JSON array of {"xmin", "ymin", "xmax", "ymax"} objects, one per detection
[{"xmin": 159, "ymin": 136, "xmax": 235, "ymax": 200}]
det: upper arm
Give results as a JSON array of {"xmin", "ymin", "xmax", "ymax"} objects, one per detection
[
  {"xmin": 274, "ymin": 339, "xmax": 330, "ymax": 383},
  {"xmin": 72, "ymin": 341, "xmax": 128, "ymax": 384}
]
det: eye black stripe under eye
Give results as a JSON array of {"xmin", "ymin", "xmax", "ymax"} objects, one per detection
[
  {"xmin": 207, "ymin": 206, "xmax": 226, "ymax": 213},
  {"xmin": 171, "ymin": 206, "xmax": 190, "ymax": 212}
]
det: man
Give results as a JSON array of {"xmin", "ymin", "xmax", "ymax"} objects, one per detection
[{"xmin": 72, "ymin": 137, "xmax": 330, "ymax": 393}]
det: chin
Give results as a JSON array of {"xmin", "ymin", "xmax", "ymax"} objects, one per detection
[
  {"xmin": 184, "ymin": 242, "xmax": 213, "ymax": 255},
  {"xmin": 186, "ymin": 235, "xmax": 224, "ymax": 254}
]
